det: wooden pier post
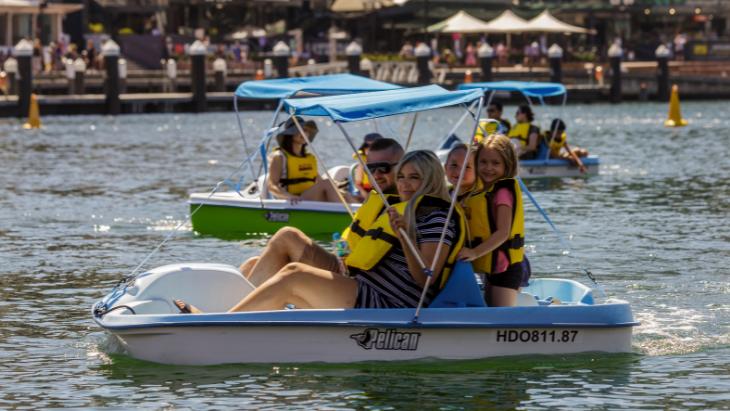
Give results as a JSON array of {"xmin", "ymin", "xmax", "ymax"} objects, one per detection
[
  {"xmin": 346, "ymin": 41, "xmax": 362, "ymax": 76},
  {"xmin": 15, "ymin": 39, "xmax": 32, "ymax": 118},
  {"xmin": 415, "ymin": 43, "xmax": 431, "ymax": 86},
  {"xmin": 548, "ymin": 44, "xmax": 563, "ymax": 84},
  {"xmin": 4, "ymin": 57, "xmax": 17, "ymax": 95},
  {"xmin": 102, "ymin": 40, "xmax": 120, "ymax": 115},
  {"xmin": 214, "ymin": 58, "xmax": 226, "ymax": 92},
  {"xmin": 118, "ymin": 59, "xmax": 127, "ymax": 94},
  {"xmin": 189, "ymin": 40, "xmax": 207, "ymax": 113},
  {"xmin": 273, "ymin": 41, "xmax": 289, "ymax": 79},
  {"xmin": 608, "ymin": 43, "xmax": 622, "ymax": 104},
  {"xmin": 656, "ymin": 44, "xmax": 671, "ymax": 102},
  {"xmin": 478, "ymin": 43, "xmax": 493, "ymax": 82},
  {"xmin": 74, "ymin": 58, "xmax": 86, "ymax": 95}
]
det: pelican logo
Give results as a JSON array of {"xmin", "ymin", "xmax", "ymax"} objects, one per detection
[
  {"xmin": 299, "ymin": 163, "xmax": 313, "ymax": 172},
  {"xmin": 350, "ymin": 328, "xmax": 421, "ymax": 351},
  {"xmin": 263, "ymin": 211, "xmax": 289, "ymax": 223}
]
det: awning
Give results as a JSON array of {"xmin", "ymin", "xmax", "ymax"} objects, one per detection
[
  {"xmin": 525, "ymin": 10, "xmax": 595, "ymax": 34},
  {"xmin": 234, "ymin": 74, "xmax": 402, "ymax": 99},
  {"xmin": 331, "ymin": 0, "xmax": 407, "ymax": 13},
  {"xmin": 457, "ymin": 81, "xmax": 566, "ymax": 98},
  {"xmin": 481, "ymin": 10, "xmax": 531, "ymax": 33},
  {"xmin": 284, "ymin": 85, "xmax": 484, "ymax": 122},
  {"xmin": 427, "ymin": 11, "xmax": 493, "ymax": 33}
]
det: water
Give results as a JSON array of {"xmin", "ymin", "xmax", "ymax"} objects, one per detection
[{"xmin": 2, "ymin": 102, "xmax": 730, "ymax": 409}]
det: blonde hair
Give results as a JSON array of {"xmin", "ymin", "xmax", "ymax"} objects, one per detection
[
  {"xmin": 475, "ymin": 133, "xmax": 519, "ymax": 181},
  {"xmin": 395, "ymin": 150, "xmax": 450, "ymax": 242}
]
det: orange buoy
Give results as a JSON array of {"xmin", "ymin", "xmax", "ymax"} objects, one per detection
[
  {"xmin": 665, "ymin": 85, "xmax": 687, "ymax": 127},
  {"xmin": 254, "ymin": 70, "xmax": 264, "ymax": 81},
  {"xmin": 465, "ymin": 70, "xmax": 472, "ymax": 84},
  {"xmin": 22, "ymin": 93, "xmax": 43, "ymax": 130}
]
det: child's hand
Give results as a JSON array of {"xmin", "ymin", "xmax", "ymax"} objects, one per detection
[
  {"xmin": 387, "ymin": 207, "xmax": 407, "ymax": 238},
  {"xmin": 456, "ymin": 247, "xmax": 478, "ymax": 262}
]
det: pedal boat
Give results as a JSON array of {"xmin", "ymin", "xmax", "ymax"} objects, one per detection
[
  {"xmin": 445, "ymin": 81, "xmax": 600, "ymax": 179},
  {"xmin": 189, "ymin": 74, "xmax": 401, "ymax": 235},
  {"xmin": 92, "ymin": 261, "xmax": 638, "ymax": 365}
]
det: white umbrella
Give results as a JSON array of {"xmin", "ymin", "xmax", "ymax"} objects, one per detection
[
  {"xmin": 427, "ymin": 10, "xmax": 493, "ymax": 33},
  {"xmin": 525, "ymin": 10, "xmax": 596, "ymax": 34},
  {"xmin": 481, "ymin": 10, "xmax": 531, "ymax": 33}
]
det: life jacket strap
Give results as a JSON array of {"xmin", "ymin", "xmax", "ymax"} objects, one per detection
[
  {"xmin": 366, "ymin": 226, "xmax": 400, "ymax": 246},
  {"xmin": 349, "ymin": 219, "xmax": 367, "ymax": 237}
]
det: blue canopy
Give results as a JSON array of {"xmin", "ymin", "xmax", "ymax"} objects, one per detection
[
  {"xmin": 457, "ymin": 81, "xmax": 567, "ymax": 98},
  {"xmin": 283, "ymin": 85, "xmax": 484, "ymax": 122},
  {"xmin": 234, "ymin": 74, "xmax": 402, "ymax": 99}
]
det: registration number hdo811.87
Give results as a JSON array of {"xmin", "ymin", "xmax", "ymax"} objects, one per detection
[{"xmin": 495, "ymin": 329, "xmax": 582, "ymax": 343}]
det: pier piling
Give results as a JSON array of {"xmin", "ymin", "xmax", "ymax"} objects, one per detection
[
  {"xmin": 103, "ymin": 40, "xmax": 121, "ymax": 115},
  {"xmin": 608, "ymin": 43, "xmax": 622, "ymax": 104},
  {"xmin": 118, "ymin": 59, "xmax": 127, "ymax": 94},
  {"xmin": 4, "ymin": 57, "xmax": 17, "ymax": 96},
  {"xmin": 346, "ymin": 42, "xmax": 362, "ymax": 76},
  {"xmin": 656, "ymin": 44, "xmax": 671, "ymax": 102},
  {"xmin": 189, "ymin": 40, "xmax": 207, "ymax": 113},
  {"xmin": 273, "ymin": 41, "xmax": 290, "ymax": 79},
  {"xmin": 478, "ymin": 43, "xmax": 493, "ymax": 82},
  {"xmin": 548, "ymin": 44, "xmax": 563, "ymax": 85},
  {"xmin": 214, "ymin": 58, "xmax": 226, "ymax": 92},
  {"xmin": 166, "ymin": 59, "xmax": 177, "ymax": 92},
  {"xmin": 415, "ymin": 43, "xmax": 431, "ymax": 86},
  {"xmin": 15, "ymin": 40, "xmax": 32, "ymax": 118},
  {"xmin": 74, "ymin": 58, "xmax": 86, "ymax": 95}
]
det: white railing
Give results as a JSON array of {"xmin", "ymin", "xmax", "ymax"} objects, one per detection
[{"xmin": 287, "ymin": 60, "xmax": 448, "ymax": 85}]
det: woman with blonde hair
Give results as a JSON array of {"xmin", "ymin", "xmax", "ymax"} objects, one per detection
[{"xmin": 175, "ymin": 150, "xmax": 464, "ymax": 313}]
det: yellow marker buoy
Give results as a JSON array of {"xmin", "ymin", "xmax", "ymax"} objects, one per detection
[
  {"xmin": 665, "ymin": 85, "xmax": 687, "ymax": 127},
  {"xmin": 22, "ymin": 93, "xmax": 43, "ymax": 129}
]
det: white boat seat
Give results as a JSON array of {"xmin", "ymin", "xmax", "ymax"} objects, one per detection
[
  {"xmin": 515, "ymin": 292, "xmax": 539, "ymax": 307},
  {"xmin": 429, "ymin": 261, "xmax": 487, "ymax": 308}
]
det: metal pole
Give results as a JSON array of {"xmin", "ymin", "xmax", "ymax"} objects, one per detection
[
  {"xmin": 413, "ymin": 97, "xmax": 484, "ymax": 322},
  {"xmin": 404, "ymin": 112, "xmax": 418, "ymax": 151},
  {"xmin": 397, "ymin": 113, "xmax": 410, "ymax": 140}
]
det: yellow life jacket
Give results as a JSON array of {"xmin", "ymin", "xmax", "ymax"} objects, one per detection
[
  {"xmin": 352, "ymin": 151, "xmax": 371, "ymax": 190},
  {"xmin": 463, "ymin": 178, "xmax": 525, "ymax": 274},
  {"xmin": 474, "ymin": 119, "xmax": 512, "ymax": 143},
  {"xmin": 342, "ymin": 193, "xmax": 400, "ymax": 251},
  {"xmin": 507, "ymin": 123, "xmax": 539, "ymax": 147},
  {"xmin": 541, "ymin": 131, "xmax": 566, "ymax": 156},
  {"xmin": 345, "ymin": 195, "xmax": 466, "ymax": 289},
  {"xmin": 274, "ymin": 147, "xmax": 317, "ymax": 195}
]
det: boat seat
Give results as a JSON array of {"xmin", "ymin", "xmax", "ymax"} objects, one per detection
[
  {"xmin": 429, "ymin": 261, "xmax": 487, "ymax": 308},
  {"xmin": 515, "ymin": 292, "xmax": 539, "ymax": 307}
]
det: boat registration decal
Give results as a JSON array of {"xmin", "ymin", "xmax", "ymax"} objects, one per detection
[
  {"xmin": 495, "ymin": 329, "xmax": 583, "ymax": 343},
  {"xmin": 263, "ymin": 211, "xmax": 289, "ymax": 223},
  {"xmin": 527, "ymin": 167, "xmax": 546, "ymax": 176},
  {"xmin": 350, "ymin": 328, "xmax": 420, "ymax": 351}
]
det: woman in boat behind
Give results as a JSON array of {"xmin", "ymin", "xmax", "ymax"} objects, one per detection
[
  {"xmin": 508, "ymin": 105, "xmax": 541, "ymax": 160},
  {"xmin": 268, "ymin": 116, "xmax": 360, "ymax": 205},
  {"xmin": 176, "ymin": 150, "xmax": 464, "ymax": 313},
  {"xmin": 456, "ymin": 134, "xmax": 525, "ymax": 307},
  {"xmin": 542, "ymin": 119, "xmax": 588, "ymax": 174},
  {"xmin": 444, "ymin": 143, "xmax": 480, "ymax": 205}
]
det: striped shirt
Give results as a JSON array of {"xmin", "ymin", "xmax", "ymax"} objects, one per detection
[{"xmin": 351, "ymin": 209, "xmax": 458, "ymax": 309}]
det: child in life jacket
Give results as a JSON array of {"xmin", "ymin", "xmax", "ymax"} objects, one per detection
[
  {"xmin": 444, "ymin": 143, "xmax": 480, "ymax": 205},
  {"xmin": 456, "ymin": 134, "xmax": 525, "ymax": 307},
  {"xmin": 542, "ymin": 119, "xmax": 588, "ymax": 174}
]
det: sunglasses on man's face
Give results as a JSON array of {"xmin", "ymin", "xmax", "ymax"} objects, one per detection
[{"xmin": 367, "ymin": 161, "xmax": 398, "ymax": 174}]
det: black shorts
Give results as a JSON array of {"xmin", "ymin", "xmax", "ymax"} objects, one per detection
[{"xmin": 486, "ymin": 262, "xmax": 524, "ymax": 291}]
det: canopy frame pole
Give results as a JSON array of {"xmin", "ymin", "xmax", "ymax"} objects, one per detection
[
  {"xmin": 398, "ymin": 113, "xmax": 411, "ymax": 140},
  {"xmin": 379, "ymin": 118, "xmax": 402, "ymax": 144},
  {"xmin": 233, "ymin": 96, "xmax": 252, "ymax": 159},
  {"xmin": 244, "ymin": 97, "xmax": 286, "ymax": 207},
  {"xmin": 435, "ymin": 100, "xmax": 478, "ymax": 150},
  {"xmin": 404, "ymin": 112, "xmax": 419, "ymax": 151},
  {"xmin": 291, "ymin": 115, "xmax": 354, "ymax": 219},
  {"xmin": 335, "ymin": 120, "xmax": 428, "ymax": 269},
  {"xmin": 413, "ymin": 96, "xmax": 484, "ymax": 323}
]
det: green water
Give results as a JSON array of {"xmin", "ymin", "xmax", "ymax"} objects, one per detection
[{"xmin": 1, "ymin": 102, "xmax": 729, "ymax": 409}]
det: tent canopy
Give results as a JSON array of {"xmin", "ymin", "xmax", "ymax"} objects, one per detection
[
  {"xmin": 427, "ymin": 10, "xmax": 493, "ymax": 34},
  {"xmin": 525, "ymin": 10, "xmax": 595, "ymax": 34},
  {"xmin": 481, "ymin": 10, "xmax": 531, "ymax": 33},
  {"xmin": 234, "ymin": 74, "xmax": 402, "ymax": 99},
  {"xmin": 284, "ymin": 85, "xmax": 484, "ymax": 122},
  {"xmin": 457, "ymin": 81, "xmax": 566, "ymax": 98}
]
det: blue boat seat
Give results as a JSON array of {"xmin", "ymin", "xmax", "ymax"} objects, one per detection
[{"xmin": 429, "ymin": 261, "xmax": 487, "ymax": 308}]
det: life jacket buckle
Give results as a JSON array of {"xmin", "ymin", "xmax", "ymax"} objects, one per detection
[{"xmin": 423, "ymin": 268, "xmax": 434, "ymax": 277}]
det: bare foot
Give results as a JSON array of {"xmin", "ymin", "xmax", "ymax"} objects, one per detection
[{"xmin": 175, "ymin": 299, "xmax": 203, "ymax": 314}]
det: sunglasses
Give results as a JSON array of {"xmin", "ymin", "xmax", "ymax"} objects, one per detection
[{"xmin": 367, "ymin": 161, "xmax": 398, "ymax": 174}]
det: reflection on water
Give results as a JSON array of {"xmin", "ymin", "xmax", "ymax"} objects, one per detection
[{"xmin": 1, "ymin": 102, "xmax": 730, "ymax": 409}]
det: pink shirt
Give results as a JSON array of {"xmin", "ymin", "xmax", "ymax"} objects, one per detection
[{"xmin": 490, "ymin": 188, "xmax": 514, "ymax": 274}]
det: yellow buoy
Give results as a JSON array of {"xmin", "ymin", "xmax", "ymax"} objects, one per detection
[
  {"xmin": 665, "ymin": 85, "xmax": 687, "ymax": 127},
  {"xmin": 22, "ymin": 93, "xmax": 43, "ymax": 130}
]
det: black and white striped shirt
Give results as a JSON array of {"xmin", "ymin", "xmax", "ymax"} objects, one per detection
[{"xmin": 351, "ymin": 209, "xmax": 458, "ymax": 309}]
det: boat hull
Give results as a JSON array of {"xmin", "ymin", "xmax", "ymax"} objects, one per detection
[
  {"xmin": 519, "ymin": 158, "xmax": 600, "ymax": 179},
  {"xmin": 189, "ymin": 193, "xmax": 359, "ymax": 235},
  {"xmin": 107, "ymin": 324, "xmax": 632, "ymax": 365}
]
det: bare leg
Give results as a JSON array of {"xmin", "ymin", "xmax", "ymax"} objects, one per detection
[
  {"xmin": 490, "ymin": 285, "xmax": 517, "ymax": 307},
  {"xmin": 227, "ymin": 263, "xmax": 359, "ymax": 312},
  {"xmin": 301, "ymin": 179, "xmax": 360, "ymax": 204},
  {"xmin": 244, "ymin": 227, "xmax": 310, "ymax": 287},
  {"xmin": 238, "ymin": 256, "xmax": 260, "ymax": 278}
]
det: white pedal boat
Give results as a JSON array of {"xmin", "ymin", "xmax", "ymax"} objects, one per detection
[{"xmin": 92, "ymin": 261, "xmax": 638, "ymax": 365}]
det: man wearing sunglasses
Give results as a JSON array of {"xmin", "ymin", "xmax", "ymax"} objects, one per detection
[
  {"xmin": 236, "ymin": 138, "xmax": 405, "ymax": 288},
  {"xmin": 474, "ymin": 102, "xmax": 512, "ymax": 143}
]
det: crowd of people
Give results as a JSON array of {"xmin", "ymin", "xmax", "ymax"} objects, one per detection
[{"xmin": 174, "ymin": 106, "xmax": 589, "ymax": 315}]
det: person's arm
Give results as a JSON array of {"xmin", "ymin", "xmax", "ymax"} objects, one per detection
[
  {"xmin": 521, "ymin": 130, "xmax": 539, "ymax": 155},
  {"xmin": 354, "ymin": 164, "xmax": 367, "ymax": 195},
  {"xmin": 266, "ymin": 155, "xmax": 302, "ymax": 203},
  {"xmin": 388, "ymin": 208, "xmax": 451, "ymax": 288},
  {"xmin": 563, "ymin": 143, "xmax": 587, "ymax": 174},
  {"xmin": 456, "ymin": 204, "xmax": 512, "ymax": 262}
]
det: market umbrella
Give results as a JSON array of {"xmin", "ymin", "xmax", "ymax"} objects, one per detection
[
  {"xmin": 525, "ymin": 10, "xmax": 596, "ymax": 34},
  {"xmin": 481, "ymin": 10, "xmax": 531, "ymax": 33},
  {"xmin": 427, "ymin": 10, "xmax": 493, "ymax": 33}
]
